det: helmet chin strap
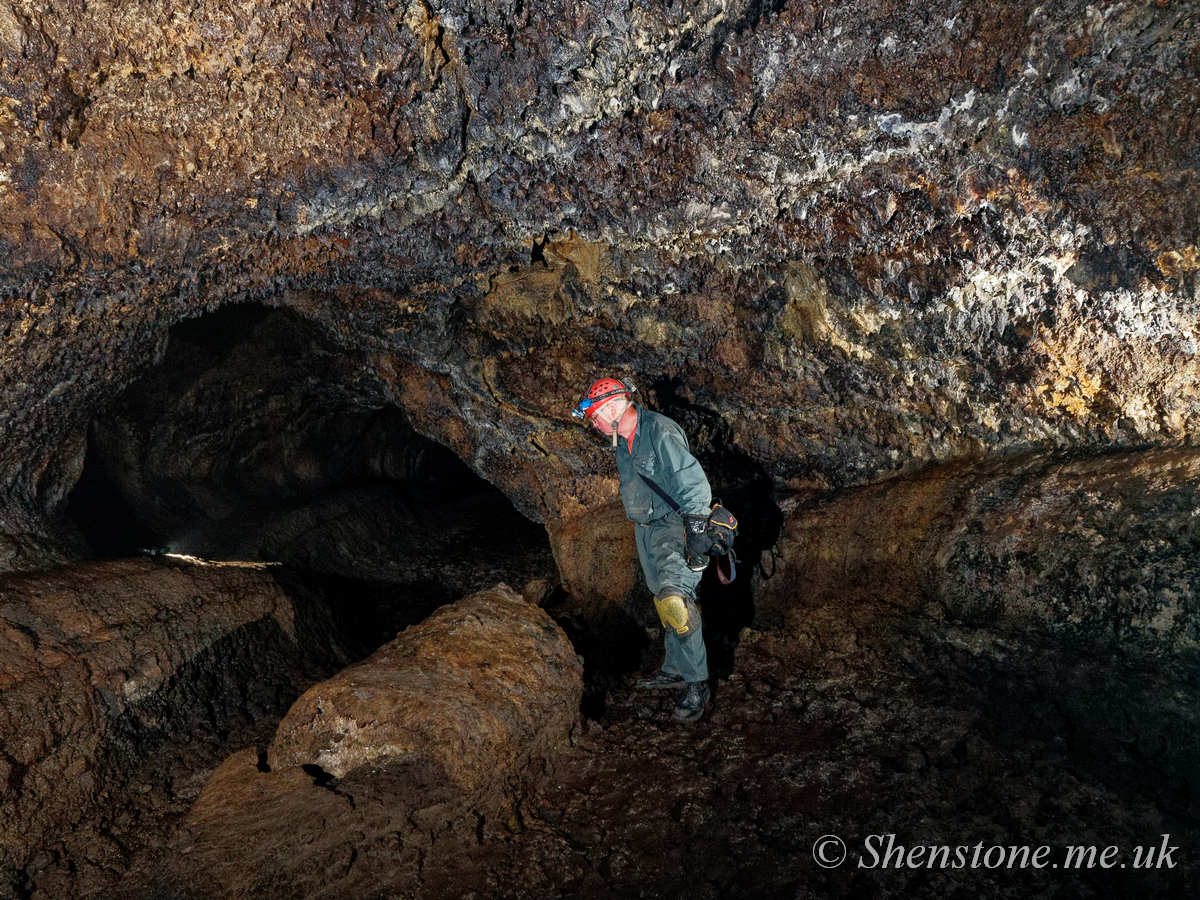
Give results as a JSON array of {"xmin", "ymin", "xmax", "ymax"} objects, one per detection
[{"xmin": 606, "ymin": 397, "xmax": 629, "ymax": 447}]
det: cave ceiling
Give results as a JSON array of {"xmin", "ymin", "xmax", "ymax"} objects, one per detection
[{"xmin": 1, "ymin": 0, "xmax": 1198, "ymax": 568}]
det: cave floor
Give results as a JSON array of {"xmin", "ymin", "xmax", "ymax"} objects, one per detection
[
  {"xmin": 27, "ymin": 600, "xmax": 1198, "ymax": 900},
  {"xmin": 16, "ymin": 493, "xmax": 1197, "ymax": 900},
  {"xmin": 407, "ymin": 617, "xmax": 1197, "ymax": 900}
]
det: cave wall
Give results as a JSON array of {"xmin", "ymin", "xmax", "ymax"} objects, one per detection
[
  {"xmin": 757, "ymin": 446, "xmax": 1200, "ymax": 649},
  {"xmin": 0, "ymin": 557, "xmax": 351, "ymax": 880},
  {"xmin": 752, "ymin": 446, "xmax": 1200, "ymax": 815},
  {"xmin": 1, "ymin": 0, "xmax": 1197, "ymax": 569},
  {"xmin": 1, "ymin": 5, "xmax": 1198, "ymax": 895}
]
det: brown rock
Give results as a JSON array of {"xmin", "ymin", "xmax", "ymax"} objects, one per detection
[
  {"xmin": 547, "ymin": 499, "xmax": 642, "ymax": 616},
  {"xmin": 119, "ymin": 584, "xmax": 582, "ymax": 900},
  {"xmin": 2, "ymin": 0, "xmax": 1198, "ymax": 561},
  {"xmin": 269, "ymin": 584, "xmax": 583, "ymax": 786},
  {"xmin": 757, "ymin": 447, "xmax": 1200, "ymax": 651},
  {"xmin": 0, "ymin": 557, "xmax": 346, "ymax": 875}
]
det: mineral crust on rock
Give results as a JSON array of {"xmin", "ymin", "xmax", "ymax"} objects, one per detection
[
  {"xmin": 0, "ymin": 1, "xmax": 1198, "ymax": 895},
  {"xmin": 0, "ymin": 0, "xmax": 1197, "ymax": 564}
]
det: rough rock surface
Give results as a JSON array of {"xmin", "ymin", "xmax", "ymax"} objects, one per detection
[
  {"xmin": 753, "ymin": 446, "xmax": 1200, "ymax": 808},
  {"xmin": 1, "ymin": 0, "xmax": 1198, "ymax": 896},
  {"xmin": 114, "ymin": 598, "xmax": 1197, "ymax": 900},
  {"xmin": 0, "ymin": 557, "xmax": 349, "ymax": 895},
  {"xmin": 414, "ymin": 624, "xmax": 1197, "ymax": 900},
  {"xmin": 270, "ymin": 584, "xmax": 583, "ymax": 784},
  {"xmin": 117, "ymin": 585, "xmax": 583, "ymax": 900},
  {"xmin": 1, "ymin": 0, "xmax": 1198, "ymax": 565},
  {"xmin": 547, "ymin": 497, "xmax": 642, "ymax": 614},
  {"xmin": 757, "ymin": 446, "xmax": 1200, "ymax": 650}
]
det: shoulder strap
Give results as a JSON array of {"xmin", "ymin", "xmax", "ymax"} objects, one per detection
[{"xmin": 638, "ymin": 472, "xmax": 680, "ymax": 512}]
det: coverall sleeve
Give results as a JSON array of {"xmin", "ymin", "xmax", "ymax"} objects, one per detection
[{"xmin": 655, "ymin": 429, "xmax": 712, "ymax": 517}]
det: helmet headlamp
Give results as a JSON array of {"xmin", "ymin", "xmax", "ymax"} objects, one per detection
[{"xmin": 572, "ymin": 378, "xmax": 636, "ymax": 420}]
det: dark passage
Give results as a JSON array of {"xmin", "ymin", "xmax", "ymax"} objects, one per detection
[{"xmin": 66, "ymin": 301, "xmax": 559, "ymax": 651}]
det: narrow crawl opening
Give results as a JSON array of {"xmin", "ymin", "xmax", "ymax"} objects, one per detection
[{"xmin": 65, "ymin": 301, "xmax": 558, "ymax": 649}]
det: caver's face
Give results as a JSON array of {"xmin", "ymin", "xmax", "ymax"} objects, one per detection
[{"xmin": 588, "ymin": 396, "xmax": 626, "ymax": 435}]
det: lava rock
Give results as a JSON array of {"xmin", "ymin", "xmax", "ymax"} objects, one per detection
[
  {"xmin": 2, "ymin": 0, "xmax": 1199, "ymax": 560},
  {"xmin": 547, "ymin": 498, "xmax": 642, "ymax": 615},
  {"xmin": 268, "ymin": 584, "xmax": 583, "ymax": 787},
  {"xmin": 0, "ymin": 557, "xmax": 347, "ymax": 878},
  {"xmin": 117, "ymin": 584, "xmax": 582, "ymax": 899},
  {"xmin": 756, "ymin": 446, "xmax": 1200, "ymax": 816},
  {"xmin": 758, "ymin": 446, "xmax": 1200, "ymax": 652}
]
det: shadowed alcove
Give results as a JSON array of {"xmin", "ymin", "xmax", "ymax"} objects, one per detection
[{"xmin": 66, "ymin": 302, "xmax": 561, "ymax": 651}]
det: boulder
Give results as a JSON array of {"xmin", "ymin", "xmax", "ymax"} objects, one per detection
[
  {"xmin": 119, "ymin": 585, "xmax": 583, "ymax": 900},
  {"xmin": 269, "ymin": 584, "xmax": 583, "ymax": 786},
  {"xmin": 547, "ymin": 499, "xmax": 642, "ymax": 616}
]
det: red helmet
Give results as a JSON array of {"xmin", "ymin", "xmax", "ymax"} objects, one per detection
[{"xmin": 572, "ymin": 377, "xmax": 635, "ymax": 420}]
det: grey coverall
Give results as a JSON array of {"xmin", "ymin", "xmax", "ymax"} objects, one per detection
[{"xmin": 614, "ymin": 407, "xmax": 712, "ymax": 683}]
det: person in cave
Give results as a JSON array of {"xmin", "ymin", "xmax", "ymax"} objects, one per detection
[{"xmin": 572, "ymin": 377, "xmax": 714, "ymax": 724}]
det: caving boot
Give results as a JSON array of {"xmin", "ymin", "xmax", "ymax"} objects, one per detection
[
  {"xmin": 671, "ymin": 680, "xmax": 710, "ymax": 723},
  {"xmin": 636, "ymin": 670, "xmax": 685, "ymax": 690}
]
